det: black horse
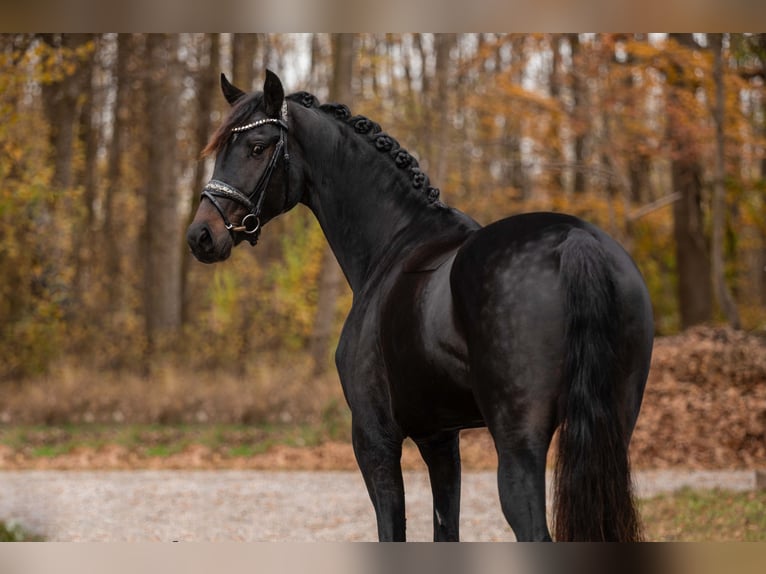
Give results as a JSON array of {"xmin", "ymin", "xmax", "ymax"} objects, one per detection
[{"xmin": 187, "ymin": 71, "xmax": 654, "ymax": 542}]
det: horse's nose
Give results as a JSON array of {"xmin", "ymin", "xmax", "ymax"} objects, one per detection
[{"xmin": 187, "ymin": 222, "xmax": 214, "ymax": 258}]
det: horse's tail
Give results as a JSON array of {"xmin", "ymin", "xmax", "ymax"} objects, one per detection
[{"xmin": 552, "ymin": 228, "xmax": 643, "ymax": 542}]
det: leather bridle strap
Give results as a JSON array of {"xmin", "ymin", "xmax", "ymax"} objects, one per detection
[{"xmin": 200, "ymin": 179, "xmax": 257, "ymax": 233}]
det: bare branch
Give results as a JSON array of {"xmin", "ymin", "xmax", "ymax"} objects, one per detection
[{"xmin": 628, "ymin": 192, "xmax": 682, "ymax": 221}]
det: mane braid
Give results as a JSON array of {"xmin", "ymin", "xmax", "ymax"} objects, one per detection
[{"xmin": 287, "ymin": 92, "xmax": 442, "ymax": 205}]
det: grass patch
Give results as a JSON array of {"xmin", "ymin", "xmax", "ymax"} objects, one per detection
[
  {"xmin": 0, "ymin": 413, "xmax": 352, "ymax": 460},
  {"xmin": 227, "ymin": 444, "xmax": 260, "ymax": 457},
  {"xmin": 0, "ymin": 521, "xmax": 44, "ymax": 542},
  {"xmin": 30, "ymin": 444, "xmax": 74, "ymax": 458},
  {"xmin": 142, "ymin": 444, "xmax": 186, "ymax": 458},
  {"xmin": 641, "ymin": 488, "xmax": 766, "ymax": 541}
]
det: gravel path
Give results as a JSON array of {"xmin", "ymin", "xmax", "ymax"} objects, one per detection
[{"xmin": 0, "ymin": 470, "xmax": 756, "ymax": 542}]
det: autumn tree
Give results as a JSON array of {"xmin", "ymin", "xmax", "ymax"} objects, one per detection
[
  {"xmin": 709, "ymin": 33, "xmax": 741, "ymax": 329},
  {"xmin": 3, "ymin": 33, "xmax": 766, "ymax": 384},
  {"xmin": 143, "ymin": 34, "xmax": 184, "ymax": 363},
  {"xmin": 232, "ymin": 33, "xmax": 261, "ymax": 91},
  {"xmin": 310, "ymin": 33, "xmax": 355, "ymax": 375},
  {"xmin": 0, "ymin": 35, "xmax": 81, "ymax": 377},
  {"xmin": 666, "ymin": 33, "xmax": 714, "ymax": 328},
  {"xmin": 568, "ymin": 33, "xmax": 589, "ymax": 195}
]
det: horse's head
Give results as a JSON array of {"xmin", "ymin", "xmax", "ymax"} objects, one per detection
[{"xmin": 187, "ymin": 70, "xmax": 297, "ymax": 263}]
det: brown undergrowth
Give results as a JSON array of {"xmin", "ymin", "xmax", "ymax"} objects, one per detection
[{"xmin": 1, "ymin": 325, "xmax": 764, "ymax": 470}]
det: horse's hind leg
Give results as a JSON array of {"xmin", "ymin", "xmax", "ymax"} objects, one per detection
[
  {"xmin": 415, "ymin": 430, "xmax": 461, "ymax": 541},
  {"xmin": 492, "ymin": 427, "xmax": 553, "ymax": 541},
  {"xmin": 475, "ymin": 365, "xmax": 559, "ymax": 541}
]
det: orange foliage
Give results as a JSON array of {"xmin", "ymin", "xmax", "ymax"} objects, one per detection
[{"xmin": 2, "ymin": 33, "xmax": 766, "ymax": 383}]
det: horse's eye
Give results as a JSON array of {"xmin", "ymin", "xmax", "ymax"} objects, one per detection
[{"xmin": 252, "ymin": 144, "xmax": 265, "ymax": 156}]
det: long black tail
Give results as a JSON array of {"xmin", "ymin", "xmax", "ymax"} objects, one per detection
[{"xmin": 553, "ymin": 228, "xmax": 643, "ymax": 542}]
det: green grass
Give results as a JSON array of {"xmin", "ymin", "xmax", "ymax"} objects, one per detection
[
  {"xmin": 30, "ymin": 444, "xmax": 74, "ymax": 458},
  {"xmin": 0, "ymin": 415, "xmax": 351, "ymax": 460},
  {"xmin": 143, "ymin": 444, "xmax": 186, "ymax": 458},
  {"xmin": 227, "ymin": 444, "xmax": 260, "ymax": 457},
  {"xmin": 641, "ymin": 488, "xmax": 766, "ymax": 541},
  {"xmin": 0, "ymin": 521, "xmax": 44, "ymax": 542}
]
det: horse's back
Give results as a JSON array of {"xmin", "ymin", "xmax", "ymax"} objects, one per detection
[
  {"xmin": 451, "ymin": 212, "xmax": 592, "ymax": 343},
  {"xmin": 451, "ymin": 211, "xmax": 652, "ymax": 335}
]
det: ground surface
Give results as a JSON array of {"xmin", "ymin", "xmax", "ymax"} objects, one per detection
[
  {"xmin": 1, "ymin": 326, "xmax": 764, "ymax": 541},
  {"xmin": 0, "ymin": 469, "xmax": 757, "ymax": 542}
]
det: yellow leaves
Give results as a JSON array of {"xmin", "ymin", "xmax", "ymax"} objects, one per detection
[
  {"xmin": 269, "ymin": 214, "xmax": 327, "ymax": 347},
  {"xmin": 738, "ymin": 185, "xmax": 766, "ymax": 236},
  {"xmin": 0, "ymin": 40, "xmax": 68, "ymax": 378},
  {"xmin": 189, "ymin": 211, "xmax": 331, "ymax": 360},
  {"xmin": 21, "ymin": 37, "xmax": 95, "ymax": 85},
  {"xmin": 493, "ymin": 76, "xmax": 562, "ymax": 115},
  {"xmin": 208, "ymin": 267, "xmax": 240, "ymax": 334}
]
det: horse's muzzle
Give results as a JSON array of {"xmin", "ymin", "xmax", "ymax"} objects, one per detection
[{"xmin": 187, "ymin": 221, "xmax": 231, "ymax": 263}]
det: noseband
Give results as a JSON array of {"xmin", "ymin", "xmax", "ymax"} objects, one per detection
[{"xmin": 201, "ymin": 101, "xmax": 289, "ymax": 245}]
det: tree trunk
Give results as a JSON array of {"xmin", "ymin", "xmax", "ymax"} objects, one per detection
[
  {"xmin": 38, "ymin": 34, "xmax": 93, "ymax": 331},
  {"xmin": 310, "ymin": 33, "xmax": 354, "ymax": 375},
  {"xmin": 667, "ymin": 34, "xmax": 713, "ymax": 328},
  {"xmin": 625, "ymin": 34, "xmax": 652, "ymax": 204},
  {"xmin": 759, "ymin": 34, "xmax": 766, "ymax": 308},
  {"xmin": 309, "ymin": 33, "xmax": 323, "ymax": 91},
  {"xmin": 40, "ymin": 33, "xmax": 91, "ymax": 192},
  {"xmin": 232, "ymin": 33, "xmax": 260, "ymax": 91},
  {"xmin": 414, "ymin": 33, "xmax": 432, "ymax": 166},
  {"xmin": 143, "ymin": 34, "xmax": 184, "ymax": 363},
  {"xmin": 72, "ymin": 35, "xmax": 99, "ymax": 308},
  {"xmin": 671, "ymin": 161, "xmax": 712, "ymax": 328},
  {"xmin": 432, "ymin": 33, "xmax": 456, "ymax": 191},
  {"xmin": 709, "ymin": 34, "xmax": 741, "ymax": 329},
  {"xmin": 103, "ymin": 33, "xmax": 130, "ymax": 307},
  {"xmin": 548, "ymin": 34, "xmax": 565, "ymax": 193},
  {"xmin": 506, "ymin": 35, "xmax": 529, "ymax": 199},
  {"xmin": 456, "ymin": 37, "xmax": 470, "ymax": 200},
  {"xmin": 182, "ymin": 33, "xmax": 221, "ymax": 326},
  {"xmin": 568, "ymin": 33, "xmax": 587, "ymax": 194}
]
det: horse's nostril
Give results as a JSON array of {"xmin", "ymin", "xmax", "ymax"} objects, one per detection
[
  {"xmin": 187, "ymin": 223, "xmax": 213, "ymax": 254},
  {"xmin": 199, "ymin": 226, "xmax": 212, "ymax": 247}
]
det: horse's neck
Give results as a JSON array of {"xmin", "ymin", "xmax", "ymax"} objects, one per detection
[
  {"xmin": 303, "ymin": 163, "xmax": 425, "ymax": 290},
  {"xmin": 295, "ymin": 114, "xmax": 468, "ymax": 291}
]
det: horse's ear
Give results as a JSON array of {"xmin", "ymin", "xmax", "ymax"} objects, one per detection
[
  {"xmin": 220, "ymin": 73, "xmax": 246, "ymax": 106},
  {"xmin": 263, "ymin": 69, "xmax": 284, "ymax": 118}
]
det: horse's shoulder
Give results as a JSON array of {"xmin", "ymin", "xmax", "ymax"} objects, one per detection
[{"xmin": 401, "ymin": 237, "xmax": 467, "ymax": 273}]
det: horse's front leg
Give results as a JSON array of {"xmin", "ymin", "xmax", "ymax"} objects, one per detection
[
  {"xmin": 415, "ymin": 430, "xmax": 461, "ymax": 541},
  {"xmin": 352, "ymin": 419, "xmax": 406, "ymax": 541}
]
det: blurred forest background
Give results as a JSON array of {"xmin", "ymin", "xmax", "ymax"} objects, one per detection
[{"xmin": 1, "ymin": 33, "xmax": 765, "ymax": 400}]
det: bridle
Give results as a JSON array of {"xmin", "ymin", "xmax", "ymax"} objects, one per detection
[{"xmin": 200, "ymin": 101, "xmax": 289, "ymax": 245}]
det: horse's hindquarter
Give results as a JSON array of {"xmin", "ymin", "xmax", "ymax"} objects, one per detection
[{"xmin": 450, "ymin": 213, "xmax": 653, "ymax": 428}]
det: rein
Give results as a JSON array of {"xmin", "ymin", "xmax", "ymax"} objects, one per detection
[{"xmin": 200, "ymin": 101, "xmax": 289, "ymax": 245}]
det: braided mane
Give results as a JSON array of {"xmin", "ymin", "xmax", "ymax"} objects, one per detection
[
  {"xmin": 202, "ymin": 89, "xmax": 442, "ymax": 206},
  {"xmin": 289, "ymin": 91, "xmax": 442, "ymax": 205}
]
